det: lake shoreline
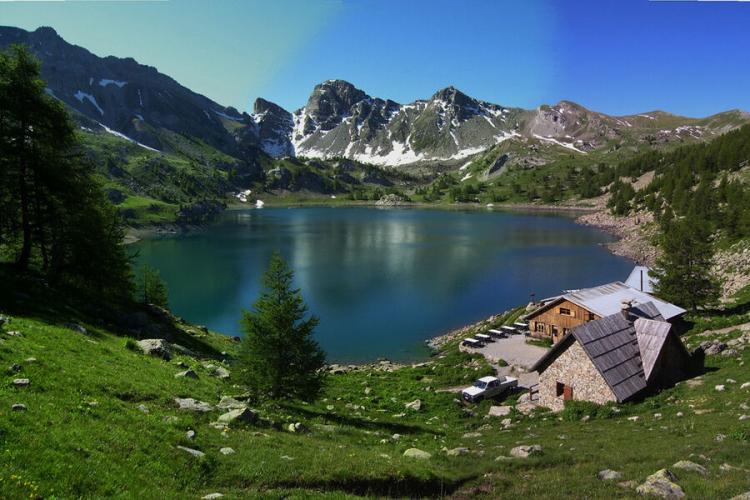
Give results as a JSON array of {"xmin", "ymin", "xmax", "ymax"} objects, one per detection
[{"xmin": 125, "ymin": 200, "xmax": 600, "ymax": 245}]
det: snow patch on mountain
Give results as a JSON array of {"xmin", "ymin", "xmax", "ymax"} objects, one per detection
[
  {"xmin": 74, "ymin": 90, "xmax": 103, "ymax": 115},
  {"xmin": 212, "ymin": 109, "xmax": 244, "ymax": 122},
  {"xmin": 98, "ymin": 123, "xmax": 160, "ymax": 152},
  {"xmin": 533, "ymin": 133, "xmax": 586, "ymax": 154},
  {"xmin": 99, "ymin": 79, "xmax": 127, "ymax": 88}
]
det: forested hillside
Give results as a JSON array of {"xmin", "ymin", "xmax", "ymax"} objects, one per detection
[{"xmin": 606, "ymin": 124, "xmax": 750, "ymax": 242}]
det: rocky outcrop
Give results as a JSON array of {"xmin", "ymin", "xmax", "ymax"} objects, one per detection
[{"xmin": 375, "ymin": 194, "xmax": 405, "ymax": 206}]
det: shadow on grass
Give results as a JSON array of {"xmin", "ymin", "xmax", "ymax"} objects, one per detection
[
  {"xmin": 287, "ymin": 405, "xmax": 442, "ymax": 436},
  {"xmin": 269, "ymin": 473, "xmax": 477, "ymax": 498},
  {"xmin": 0, "ymin": 264, "xmax": 224, "ymax": 358}
]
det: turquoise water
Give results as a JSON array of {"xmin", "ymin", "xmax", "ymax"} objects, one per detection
[{"xmin": 133, "ymin": 207, "xmax": 633, "ymax": 363}]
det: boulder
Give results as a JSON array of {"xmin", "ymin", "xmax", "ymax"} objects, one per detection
[
  {"xmin": 216, "ymin": 396, "xmax": 246, "ymax": 410},
  {"xmin": 11, "ymin": 403, "xmax": 26, "ymax": 412},
  {"xmin": 405, "ymin": 399, "xmax": 422, "ymax": 411},
  {"xmin": 636, "ymin": 469, "xmax": 684, "ymax": 499},
  {"xmin": 488, "ymin": 405, "xmax": 512, "ymax": 417},
  {"xmin": 137, "ymin": 404, "xmax": 150, "ymax": 414},
  {"xmin": 446, "ymin": 447, "xmax": 470, "ymax": 456},
  {"xmin": 6, "ymin": 331, "xmax": 23, "ymax": 337},
  {"xmin": 203, "ymin": 364, "xmax": 230, "ymax": 379},
  {"xmin": 715, "ymin": 385, "xmax": 726, "ymax": 392},
  {"xmin": 174, "ymin": 398, "xmax": 213, "ymax": 413},
  {"xmin": 63, "ymin": 322, "xmax": 87, "ymax": 335},
  {"xmin": 176, "ymin": 445, "xmax": 205, "ymax": 458},
  {"xmin": 730, "ymin": 492, "xmax": 750, "ymax": 500},
  {"xmin": 216, "ymin": 407, "xmax": 258, "ymax": 426},
  {"xmin": 672, "ymin": 460, "xmax": 707, "ymax": 476},
  {"xmin": 0, "ymin": 314, "xmax": 10, "ymax": 327},
  {"xmin": 462, "ymin": 432, "xmax": 482, "ymax": 439},
  {"xmin": 175, "ymin": 369, "xmax": 198, "ymax": 379},
  {"xmin": 137, "ymin": 339, "xmax": 172, "ymax": 360},
  {"xmin": 287, "ymin": 422, "xmax": 307, "ymax": 433},
  {"xmin": 741, "ymin": 382, "xmax": 750, "ymax": 389},
  {"xmin": 24, "ymin": 357, "xmax": 37, "ymax": 364},
  {"xmin": 201, "ymin": 495, "xmax": 224, "ymax": 500},
  {"xmin": 12, "ymin": 378, "xmax": 30, "ymax": 387},
  {"xmin": 598, "ymin": 469, "xmax": 622, "ymax": 481},
  {"xmin": 219, "ymin": 447, "xmax": 235, "ymax": 455},
  {"xmin": 510, "ymin": 445, "xmax": 543, "ymax": 458},
  {"xmin": 186, "ymin": 430, "xmax": 196, "ymax": 440},
  {"xmin": 403, "ymin": 448, "xmax": 432, "ymax": 460}
]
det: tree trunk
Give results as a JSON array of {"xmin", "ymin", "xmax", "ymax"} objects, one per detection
[{"xmin": 17, "ymin": 156, "xmax": 32, "ymax": 270}]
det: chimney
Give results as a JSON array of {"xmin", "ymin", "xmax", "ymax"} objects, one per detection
[{"xmin": 621, "ymin": 299, "xmax": 633, "ymax": 320}]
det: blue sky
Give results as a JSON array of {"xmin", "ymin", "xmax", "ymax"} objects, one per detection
[{"xmin": 1, "ymin": 0, "xmax": 749, "ymax": 117}]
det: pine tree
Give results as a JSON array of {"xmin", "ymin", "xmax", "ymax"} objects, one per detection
[
  {"xmin": 138, "ymin": 264, "xmax": 169, "ymax": 308},
  {"xmin": 0, "ymin": 45, "xmax": 133, "ymax": 301},
  {"xmin": 239, "ymin": 253, "xmax": 326, "ymax": 401},
  {"xmin": 651, "ymin": 218, "xmax": 720, "ymax": 312}
]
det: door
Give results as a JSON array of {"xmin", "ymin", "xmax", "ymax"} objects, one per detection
[{"xmin": 563, "ymin": 384, "xmax": 573, "ymax": 401}]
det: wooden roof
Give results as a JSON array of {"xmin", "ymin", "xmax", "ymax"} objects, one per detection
[{"xmin": 634, "ymin": 318, "xmax": 672, "ymax": 381}]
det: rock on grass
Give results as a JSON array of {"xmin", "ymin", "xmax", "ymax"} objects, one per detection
[
  {"xmin": 137, "ymin": 339, "xmax": 172, "ymax": 360},
  {"xmin": 176, "ymin": 445, "xmax": 204, "ymax": 458},
  {"xmin": 403, "ymin": 448, "xmax": 431, "ymax": 460},
  {"xmin": 174, "ymin": 398, "xmax": 213, "ymax": 412},
  {"xmin": 510, "ymin": 445, "xmax": 542, "ymax": 458},
  {"xmin": 636, "ymin": 469, "xmax": 684, "ymax": 499},
  {"xmin": 672, "ymin": 460, "xmax": 708, "ymax": 476},
  {"xmin": 597, "ymin": 469, "xmax": 622, "ymax": 481}
]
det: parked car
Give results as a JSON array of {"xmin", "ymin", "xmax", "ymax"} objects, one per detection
[{"xmin": 461, "ymin": 375, "xmax": 518, "ymax": 403}]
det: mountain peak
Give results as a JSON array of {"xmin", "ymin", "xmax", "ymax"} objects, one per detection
[
  {"xmin": 34, "ymin": 26, "xmax": 59, "ymax": 37},
  {"xmin": 431, "ymin": 86, "xmax": 473, "ymax": 107},
  {"xmin": 253, "ymin": 97, "xmax": 289, "ymax": 116}
]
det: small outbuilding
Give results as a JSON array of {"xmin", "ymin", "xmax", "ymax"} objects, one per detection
[{"xmin": 531, "ymin": 300, "xmax": 695, "ymax": 411}]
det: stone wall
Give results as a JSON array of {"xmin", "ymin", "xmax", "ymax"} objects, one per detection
[{"xmin": 539, "ymin": 341, "xmax": 616, "ymax": 411}]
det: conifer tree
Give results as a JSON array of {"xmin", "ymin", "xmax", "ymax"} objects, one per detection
[
  {"xmin": 138, "ymin": 264, "xmax": 169, "ymax": 308},
  {"xmin": 652, "ymin": 218, "xmax": 720, "ymax": 312},
  {"xmin": 239, "ymin": 253, "xmax": 326, "ymax": 401}
]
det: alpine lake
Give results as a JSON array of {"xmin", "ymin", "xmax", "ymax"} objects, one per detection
[{"xmin": 133, "ymin": 206, "xmax": 633, "ymax": 363}]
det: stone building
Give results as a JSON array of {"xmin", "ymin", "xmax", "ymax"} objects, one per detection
[
  {"xmin": 531, "ymin": 301, "xmax": 694, "ymax": 411},
  {"xmin": 523, "ymin": 281, "xmax": 686, "ymax": 344}
]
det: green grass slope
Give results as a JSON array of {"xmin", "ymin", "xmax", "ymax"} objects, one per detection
[{"xmin": 2, "ymin": 288, "xmax": 750, "ymax": 498}]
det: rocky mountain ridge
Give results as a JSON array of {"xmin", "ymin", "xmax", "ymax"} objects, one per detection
[{"xmin": 3, "ymin": 25, "xmax": 749, "ymax": 169}]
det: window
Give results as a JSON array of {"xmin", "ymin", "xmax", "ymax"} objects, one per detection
[
  {"xmin": 551, "ymin": 325, "xmax": 559, "ymax": 335},
  {"xmin": 586, "ymin": 312, "xmax": 596, "ymax": 321},
  {"xmin": 535, "ymin": 322, "xmax": 546, "ymax": 333},
  {"xmin": 563, "ymin": 328, "xmax": 570, "ymax": 336},
  {"xmin": 559, "ymin": 307, "xmax": 572, "ymax": 316},
  {"xmin": 556, "ymin": 382, "xmax": 565, "ymax": 397}
]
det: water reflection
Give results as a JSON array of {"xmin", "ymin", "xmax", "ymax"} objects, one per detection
[{"xmin": 134, "ymin": 207, "xmax": 632, "ymax": 362}]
